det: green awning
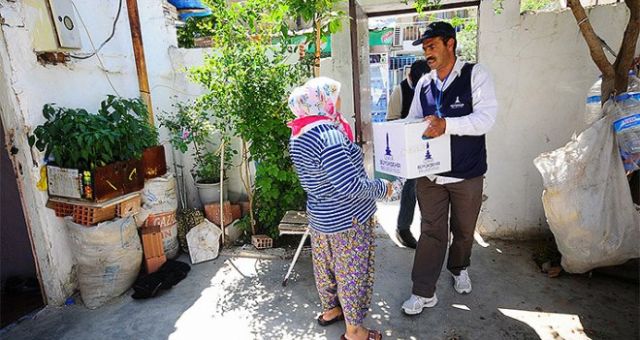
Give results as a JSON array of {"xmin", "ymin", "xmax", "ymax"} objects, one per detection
[{"xmin": 369, "ymin": 28, "xmax": 394, "ymax": 46}]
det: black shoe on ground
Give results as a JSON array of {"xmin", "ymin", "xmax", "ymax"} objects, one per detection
[{"xmin": 396, "ymin": 229, "xmax": 417, "ymax": 249}]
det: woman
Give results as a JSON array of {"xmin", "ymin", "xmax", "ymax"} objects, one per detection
[{"xmin": 288, "ymin": 77, "xmax": 391, "ymax": 340}]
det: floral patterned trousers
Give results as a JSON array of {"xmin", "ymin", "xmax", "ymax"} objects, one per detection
[{"xmin": 309, "ymin": 218, "xmax": 376, "ymax": 326}]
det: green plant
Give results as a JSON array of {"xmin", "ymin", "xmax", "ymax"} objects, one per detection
[
  {"xmin": 28, "ymin": 96, "xmax": 157, "ymax": 170},
  {"xmin": 520, "ymin": 0, "xmax": 556, "ymax": 13},
  {"xmin": 190, "ymin": 0, "xmax": 307, "ymax": 237},
  {"xmin": 405, "ymin": 0, "xmax": 441, "ymax": 16},
  {"xmin": 177, "ymin": 15, "xmax": 215, "ymax": 48},
  {"xmin": 286, "ymin": 0, "xmax": 347, "ymax": 76},
  {"xmin": 160, "ymin": 102, "xmax": 234, "ymax": 184},
  {"xmin": 450, "ymin": 16, "xmax": 477, "ymax": 63},
  {"xmin": 99, "ymin": 96, "xmax": 159, "ymax": 161},
  {"xmin": 233, "ymin": 215, "xmax": 253, "ymax": 244}
]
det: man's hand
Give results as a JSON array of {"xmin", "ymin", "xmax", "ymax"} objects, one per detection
[
  {"xmin": 423, "ymin": 116, "xmax": 446, "ymax": 138},
  {"xmin": 385, "ymin": 180, "xmax": 394, "ymax": 200}
]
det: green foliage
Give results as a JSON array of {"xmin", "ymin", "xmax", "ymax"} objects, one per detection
[
  {"xmin": 450, "ymin": 16, "xmax": 477, "ymax": 63},
  {"xmin": 159, "ymin": 102, "xmax": 234, "ymax": 184},
  {"xmin": 286, "ymin": 0, "xmax": 346, "ymax": 75},
  {"xmin": 492, "ymin": 0, "xmax": 557, "ymax": 15},
  {"xmin": 189, "ymin": 0, "xmax": 307, "ymax": 236},
  {"xmin": 520, "ymin": 0, "xmax": 556, "ymax": 13},
  {"xmin": 403, "ymin": 0, "xmax": 441, "ymax": 15},
  {"xmin": 177, "ymin": 15, "xmax": 215, "ymax": 48},
  {"xmin": 286, "ymin": 0, "xmax": 346, "ymax": 39},
  {"xmin": 29, "ymin": 96, "xmax": 157, "ymax": 170},
  {"xmin": 493, "ymin": 0, "xmax": 504, "ymax": 14},
  {"xmin": 233, "ymin": 215, "xmax": 253, "ymax": 243},
  {"xmin": 98, "ymin": 95, "xmax": 158, "ymax": 162}
]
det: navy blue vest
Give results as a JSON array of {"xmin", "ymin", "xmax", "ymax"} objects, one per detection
[{"xmin": 419, "ymin": 63, "xmax": 487, "ymax": 179}]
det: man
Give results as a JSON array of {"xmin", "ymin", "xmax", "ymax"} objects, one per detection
[
  {"xmin": 400, "ymin": 21, "xmax": 497, "ymax": 315},
  {"xmin": 386, "ymin": 59, "xmax": 430, "ymax": 249}
]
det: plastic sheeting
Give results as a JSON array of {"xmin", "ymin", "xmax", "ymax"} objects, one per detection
[{"xmin": 534, "ymin": 111, "xmax": 640, "ymax": 273}]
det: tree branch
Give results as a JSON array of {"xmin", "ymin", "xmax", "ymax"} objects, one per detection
[
  {"xmin": 567, "ymin": 0, "xmax": 615, "ymax": 80},
  {"xmin": 613, "ymin": 0, "xmax": 640, "ymax": 93}
]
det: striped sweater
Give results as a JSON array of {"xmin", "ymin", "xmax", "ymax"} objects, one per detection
[{"xmin": 289, "ymin": 123, "xmax": 387, "ymax": 233}]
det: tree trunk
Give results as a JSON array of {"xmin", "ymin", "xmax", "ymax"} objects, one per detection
[
  {"xmin": 613, "ymin": 0, "xmax": 640, "ymax": 94},
  {"xmin": 314, "ymin": 16, "xmax": 321, "ymax": 77},
  {"xmin": 568, "ymin": 0, "xmax": 640, "ymax": 102}
]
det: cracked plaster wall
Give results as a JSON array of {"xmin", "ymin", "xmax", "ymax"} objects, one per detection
[
  {"xmin": 476, "ymin": 1, "xmax": 637, "ymax": 238},
  {"xmin": 0, "ymin": 0, "xmax": 245, "ymax": 305}
]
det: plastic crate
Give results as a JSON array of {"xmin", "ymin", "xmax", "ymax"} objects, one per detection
[
  {"xmin": 251, "ymin": 235, "xmax": 273, "ymax": 250},
  {"xmin": 73, "ymin": 204, "xmax": 117, "ymax": 226}
]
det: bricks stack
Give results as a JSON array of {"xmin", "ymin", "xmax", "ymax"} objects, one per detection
[
  {"xmin": 140, "ymin": 224, "xmax": 166, "ymax": 273},
  {"xmin": 204, "ymin": 202, "xmax": 234, "ymax": 227}
]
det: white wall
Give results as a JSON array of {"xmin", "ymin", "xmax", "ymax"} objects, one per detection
[
  {"xmin": 477, "ymin": 1, "xmax": 636, "ymax": 238},
  {"xmin": 0, "ymin": 0, "xmax": 242, "ymax": 304}
]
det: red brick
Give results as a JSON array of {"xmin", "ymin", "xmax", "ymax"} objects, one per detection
[
  {"xmin": 239, "ymin": 201, "xmax": 251, "ymax": 217},
  {"xmin": 204, "ymin": 202, "xmax": 233, "ymax": 226},
  {"xmin": 145, "ymin": 256, "xmax": 166, "ymax": 274},
  {"xmin": 230, "ymin": 204, "xmax": 242, "ymax": 220},
  {"xmin": 141, "ymin": 225, "xmax": 166, "ymax": 273},
  {"xmin": 141, "ymin": 225, "xmax": 165, "ymax": 258}
]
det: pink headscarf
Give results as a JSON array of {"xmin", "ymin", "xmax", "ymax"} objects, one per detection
[{"xmin": 287, "ymin": 77, "xmax": 354, "ymax": 142}]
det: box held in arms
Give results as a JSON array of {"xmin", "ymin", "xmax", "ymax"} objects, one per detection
[
  {"xmin": 47, "ymin": 159, "xmax": 144, "ymax": 202},
  {"xmin": 372, "ymin": 120, "xmax": 451, "ymax": 179}
]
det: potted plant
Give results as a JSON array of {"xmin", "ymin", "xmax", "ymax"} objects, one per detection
[
  {"xmin": 160, "ymin": 102, "xmax": 234, "ymax": 205},
  {"xmin": 192, "ymin": 147, "xmax": 229, "ymax": 204},
  {"xmin": 28, "ymin": 96, "xmax": 158, "ymax": 202},
  {"xmin": 187, "ymin": 0, "xmax": 308, "ymax": 237},
  {"xmin": 98, "ymin": 96, "xmax": 159, "ymax": 191}
]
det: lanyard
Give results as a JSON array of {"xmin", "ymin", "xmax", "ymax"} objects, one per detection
[{"xmin": 434, "ymin": 73, "xmax": 450, "ymax": 118}]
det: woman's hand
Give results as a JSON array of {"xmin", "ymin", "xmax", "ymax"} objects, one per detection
[{"xmin": 385, "ymin": 180, "xmax": 394, "ymax": 200}]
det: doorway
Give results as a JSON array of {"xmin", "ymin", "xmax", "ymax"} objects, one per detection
[
  {"xmin": 1, "ymin": 120, "xmax": 44, "ymax": 328},
  {"xmin": 355, "ymin": 2, "xmax": 480, "ymax": 177}
]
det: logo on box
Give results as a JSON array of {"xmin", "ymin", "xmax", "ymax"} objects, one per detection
[
  {"xmin": 380, "ymin": 133, "xmax": 402, "ymax": 171},
  {"xmin": 425, "ymin": 142, "xmax": 432, "ymax": 160},
  {"xmin": 384, "ymin": 133, "xmax": 393, "ymax": 159}
]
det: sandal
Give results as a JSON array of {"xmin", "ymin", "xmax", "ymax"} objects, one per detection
[
  {"xmin": 340, "ymin": 330, "xmax": 383, "ymax": 340},
  {"xmin": 317, "ymin": 313, "xmax": 344, "ymax": 326}
]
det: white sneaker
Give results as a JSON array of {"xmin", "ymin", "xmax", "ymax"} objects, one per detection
[
  {"xmin": 401, "ymin": 293, "xmax": 438, "ymax": 315},
  {"xmin": 452, "ymin": 269, "xmax": 472, "ymax": 294}
]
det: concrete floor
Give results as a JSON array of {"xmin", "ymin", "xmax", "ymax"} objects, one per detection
[{"xmin": 1, "ymin": 202, "xmax": 638, "ymax": 340}]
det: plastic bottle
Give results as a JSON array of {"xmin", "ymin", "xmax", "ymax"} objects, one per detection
[
  {"xmin": 585, "ymin": 76, "xmax": 603, "ymax": 125},
  {"xmin": 628, "ymin": 71, "xmax": 640, "ymax": 93},
  {"xmin": 585, "ymin": 71, "xmax": 640, "ymax": 125},
  {"xmin": 613, "ymin": 92, "xmax": 640, "ymax": 172}
]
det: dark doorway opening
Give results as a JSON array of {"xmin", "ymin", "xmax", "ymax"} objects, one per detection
[{"xmin": 1, "ymin": 120, "xmax": 44, "ymax": 328}]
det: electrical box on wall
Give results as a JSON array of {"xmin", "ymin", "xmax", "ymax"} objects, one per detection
[
  {"xmin": 47, "ymin": 0, "xmax": 81, "ymax": 49},
  {"xmin": 24, "ymin": 0, "xmax": 82, "ymax": 52}
]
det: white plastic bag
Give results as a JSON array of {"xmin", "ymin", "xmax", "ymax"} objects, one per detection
[
  {"xmin": 534, "ymin": 112, "xmax": 640, "ymax": 273},
  {"xmin": 66, "ymin": 217, "xmax": 142, "ymax": 309}
]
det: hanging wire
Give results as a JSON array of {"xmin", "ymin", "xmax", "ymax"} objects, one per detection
[
  {"xmin": 69, "ymin": 0, "xmax": 123, "ymax": 60},
  {"xmin": 69, "ymin": 0, "xmax": 121, "ymax": 96}
]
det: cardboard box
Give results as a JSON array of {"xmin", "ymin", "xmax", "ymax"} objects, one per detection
[{"xmin": 372, "ymin": 120, "xmax": 451, "ymax": 179}]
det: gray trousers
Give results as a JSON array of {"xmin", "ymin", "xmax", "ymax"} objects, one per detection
[{"xmin": 411, "ymin": 175, "xmax": 483, "ymax": 298}]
